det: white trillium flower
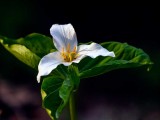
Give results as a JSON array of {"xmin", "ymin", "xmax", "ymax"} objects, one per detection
[{"xmin": 37, "ymin": 24, "xmax": 115, "ymax": 83}]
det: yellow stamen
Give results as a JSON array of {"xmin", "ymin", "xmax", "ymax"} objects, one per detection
[{"xmin": 61, "ymin": 43, "xmax": 77, "ymax": 62}]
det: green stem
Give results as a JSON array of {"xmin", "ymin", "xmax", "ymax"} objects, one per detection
[{"xmin": 69, "ymin": 92, "xmax": 76, "ymax": 120}]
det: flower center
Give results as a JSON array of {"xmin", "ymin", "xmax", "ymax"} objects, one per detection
[{"xmin": 61, "ymin": 43, "xmax": 77, "ymax": 62}]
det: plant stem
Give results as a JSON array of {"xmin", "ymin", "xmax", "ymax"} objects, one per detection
[{"xmin": 69, "ymin": 92, "xmax": 76, "ymax": 120}]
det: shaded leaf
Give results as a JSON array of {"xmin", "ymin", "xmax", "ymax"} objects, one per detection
[
  {"xmin": 41, "ymin": 65, "xmax": 79, "ymax": 120},
  {"xmin": 78, "ymin": 42, "xmax": 153, "ymax": 79},
  {"xmin": 41, "ymin": 76, "xmax": 63, "ymax": 120}
]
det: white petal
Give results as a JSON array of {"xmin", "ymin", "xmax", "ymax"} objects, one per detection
[
  {"xmin": 72, "ymin": 55, "xmax": 86, "ymax": 63},
  {"xmin": 50, "ymin": 24, "xmax": 77, "ymax": 52},
  {"xmin": 37, "ymin": 52, "xmax": 63, "ymax": 83},
  {"xmin": 78, "ymin": 43, "xmax": 115, "ymax": 58},
  {"xmin": 62, "ymin": 62, "xmax": 72, "ymax": 66}
]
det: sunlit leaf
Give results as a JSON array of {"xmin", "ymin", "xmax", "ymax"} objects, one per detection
[
  {"xmin": 15, "ymin": 33, "xmax": 55, "ymax": 57},
  {"xmin": 0, "ymin": 41, "xmax": 40, "ymax": 69},
  {"xmin": 0, "ymin": 33, "xmax": 55, "ymax": 69}
]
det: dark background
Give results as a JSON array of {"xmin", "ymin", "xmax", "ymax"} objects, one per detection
[{"xmin": 0, "ymin": 1, "xmax": 160, "ymax": 120}]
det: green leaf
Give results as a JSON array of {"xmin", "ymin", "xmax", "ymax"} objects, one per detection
[
  {"xmin": 56, "ymin": 77, "xmax": 74, "ymax": 118},
  {"xmin": 41, "ymin": 76, "xmax": 73, "ymax": 120},
  {"xmin": 15, "ymin": 33, "xmax": 55, "ymax": 57},
  {"xmin": 0, "ymin": 33, "xmax": 55, "ymax": 69},
  {"xmin": 41, "ymin": 65, "xmax": 79, "ymax": 120},
  {"xmin": 0, "ymin": 41, "xmax": 40, "ymax": 69},
  {"xmin": 41, "ymin": 76, "xmax": 63, "ymax": 120},
  {"xmin": 78, "ymin": 42, "xmax": 153, "ymax": 79}
]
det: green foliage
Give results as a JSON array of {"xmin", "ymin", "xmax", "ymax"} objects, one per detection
[
  {"xmin": 78, "ymin": 42, "xmax": 153, "ymax": 79},
  {"xmin": 41, "ymin": 75, "xmax": 63, "ymax": 119},
  {"xmin": 0, "ymin": 33, "xmax": 55, "ymax": 69},
  {"xmin": 41, "ymin": 65, "xmax": 79, "ymax": 120},
  {"xmin": 0, "ymin": 33, "xmax": 153, "ymax": 120}
]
